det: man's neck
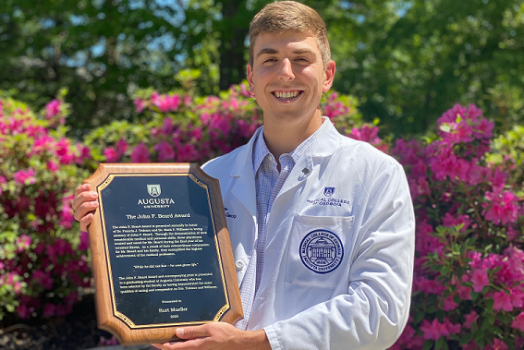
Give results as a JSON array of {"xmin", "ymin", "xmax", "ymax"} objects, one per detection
[{"xmin": 261, "ymin": 112, "xmax": 323, "ymax": 162}]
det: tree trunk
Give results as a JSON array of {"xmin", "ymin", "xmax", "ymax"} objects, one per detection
[{"xmin": 218, "ymin": 0, "xmax": 250, "ymax": 90}]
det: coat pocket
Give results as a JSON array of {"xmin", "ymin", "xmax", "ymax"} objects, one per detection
[{"xmin": 284, "ymin": 213, "xmax": 355, "ymax": 289}]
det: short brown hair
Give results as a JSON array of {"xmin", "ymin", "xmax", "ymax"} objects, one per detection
[{"xmin": 248, "ymin": 1, "xmax": 331, "ymax": 67}]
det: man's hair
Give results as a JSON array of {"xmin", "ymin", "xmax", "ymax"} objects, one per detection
[{"xmin": 248, "ymin": 1, "xmax": 331, "ymax": 67}]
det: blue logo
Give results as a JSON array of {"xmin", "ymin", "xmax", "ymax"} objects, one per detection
[
  {"xmin": 324, "ymin": 187, "xmax": 335, "ymax": 197},
  {"xmin": 300, "ymin": 230, "xmax": 344, "ymax": 274}
]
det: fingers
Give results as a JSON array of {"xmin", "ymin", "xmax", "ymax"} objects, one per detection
[
  {"xmin": 79, "ymin": 212, "xmax": 94, "ymax": 232},
  {"xmin": 152, "ymin": 338, "xmax": 205, "ymax": 350},
  {"xmin": 72, "ymin": 183, "xmax": 99, "ymax": 227},
  {"xmin": 176, "ymin": 325, "xmax": 211, "ymax": 340}
]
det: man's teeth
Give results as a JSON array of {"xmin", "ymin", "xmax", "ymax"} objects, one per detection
[{"xmin": 275, "ymin": 91, "xmax": 299, "ymax": 99}]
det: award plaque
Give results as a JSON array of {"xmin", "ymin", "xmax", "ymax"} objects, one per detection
[{"xmin": 84, "ymin": 163, "xmax": 243, "ymax": 345}]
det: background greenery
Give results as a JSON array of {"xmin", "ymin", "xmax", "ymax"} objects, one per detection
[{"xmin": 1, "ymin": 0, "xmax": 523, "ymax": 137}]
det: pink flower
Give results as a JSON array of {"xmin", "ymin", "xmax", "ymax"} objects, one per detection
[
  {"xmin": 457, "ymin": 282, "xmax": 472, "ymax": 300},
  {"xmin": 420, "ymin": 318, "xmax": 449, "ymax": 341},
  {"xmin": 53, "ymin": 238, "xmax": 72, "ymax": 257},
  {"xmin": 507, "ymin": 227, "xmax": 520, "ymax": 241},
  {"xmin": 17, "ymin": 304, "xmax": 31, "ymax": 319},
  {"xmin": 13, "ymin": 169, "xmax": 37, "ymax": 185},
  {"xmin": 483, "ymin": 190, "xmax": 520, "ymax": 225},
  {"xmin": 134, "ymin": 98, "xmax": 145, "ymax": 113},
  {"xmin": 160, "ymin": 118, "xmax": 174, "ymax": 135},
  {"xmin": 45, "ymin": 99, "xmax": 61, "ymax": 119},
  {"xmin": 130, "ymin": 143, "xmax": 150, "ymax": 163},
  {"xmin": 486, "ymin": 339, "xmax": 508, "ymax": 350},
  {"xmin": 15, "ymin": 234, "xmax": 32, "ymax": 252},
  {"xmin": 474, "ymin": 118, "xmax": 494, "ymax": 139},
  {"xmin": 32, "ymin": 270, "xmax": 53, "ymax": 290},
  {"xmin": 442, "ymin": 295, "xmax": 458, "ymax": 311},
  {"xmin": 463, "ymin": 341, "xmax": 479, "ymax": 350},
  {"xmin": 42, "ymin": 303, "xmax": 56, "ymax": 318},
  {"xmin": 464, "ymin": 310, "xmax": 479, "ymax": 328},
  {"xmin": 76, "ymin": 144, "xmax": 91, "ymax": 163},
  {"xmin": 470, "ymin": 268, "xmax": 490, "ymax": 292},
  {"xmin": 155, "ymin": 94, "xmax": 181, "ymax": 112},
  {"xmin": 492, "ymin": 290, "xmax": 513, "ymax": 312},
  {"xmin": 116, "ymin": 138, "xmax": 128, "ymax": 156},
  {"xmin": 442, "ymin": 213, "xmax": 470, "ymax": 232},
  {"xmin": 347, "ymin": 124, "xmax": 382, "ymax": 145},
  {"xmin": 154, "ymin": 141, "xmax": 175, "ymax": 161},
  {"xmin": 510, "ymin": 287, "xmax": 524, "ymax": 308},
  {"xmin": 55, "ymin": 138, "xmax": 75, "ymax": 165},
  {"xmin": 104, "ymin": 146, "xmax": 119, "ymax": 162},
  {"xmin": 176, "ymin": 144, "xmax": 199, "ymax": 162},
  {"xmin": 512, "ymin": 312, "xmax": 524, "ymax": 332},
  {"xmin": 47, "ymin": 160, "xmax": 59, "ymax": 172}
]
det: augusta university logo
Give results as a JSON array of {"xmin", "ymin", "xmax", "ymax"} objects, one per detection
[
  {"xmin": 300, "ymin": 230, "xmax": 344, "ymax": 274},
  {"xmin": 147, "ymin": 184, "xmax": 161, "ymax": 197},
  {"xmin": 324, "ymin": 187, "xmax": 335, "ymax": 197}
]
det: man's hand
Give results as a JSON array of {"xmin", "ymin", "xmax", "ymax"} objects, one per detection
[
  {"xmin": 72, "ymin": 183, "xmax": 99, "ymax": 231},
  {"xmin": 152, "ymin": 323, "xmax": 270, "ymax": 350}
]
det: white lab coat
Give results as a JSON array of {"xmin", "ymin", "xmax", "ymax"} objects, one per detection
[{"xmin": 202, "ymin": 120, "xmax": 415, "ymax": 350}]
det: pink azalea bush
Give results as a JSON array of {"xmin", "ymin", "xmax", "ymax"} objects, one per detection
[
  {"xmin": 0, "ymin": 97, "xmax": 92, "ymax": 321},
  {"xmin": 85, "ymin": 83, "xmax": 366, "ymax": 163},
  {"xmin": 388, "ymin": 104, "xmax": 524, "ymax": 350}
]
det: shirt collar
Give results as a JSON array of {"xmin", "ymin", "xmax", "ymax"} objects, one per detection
[{"xmin": 252, "ymin": 118, "xmax": 328, "ymax": 175}]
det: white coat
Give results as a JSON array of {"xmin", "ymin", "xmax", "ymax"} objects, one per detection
[{"xmin": 202, "ymin": 120, "xmax": 415, "ymax": 350}]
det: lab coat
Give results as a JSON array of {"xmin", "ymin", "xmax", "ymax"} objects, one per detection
[{"xmin": 202, "ymin": 120, "xmax": 415, "ymax": 350}]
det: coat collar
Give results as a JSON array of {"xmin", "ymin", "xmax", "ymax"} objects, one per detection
[{"xmin": 230, "ymin": 117, "xmax": 340, "ymax": 178}]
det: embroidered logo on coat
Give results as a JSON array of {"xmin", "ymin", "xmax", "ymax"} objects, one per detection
[
  {"xmin": 300, "ymin": 230, "xmax": 344, "ymax": 274},
  {"xmin": 324, "ymin": 187, "xmax": 335, "ymax": 197}
]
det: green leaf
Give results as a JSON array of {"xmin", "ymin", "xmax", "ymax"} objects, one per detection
[
  {"xmin": 423, "ymin": 340, "xmax": 434, "ymax": 350},
  {"xmin": 414, "ymin": 311, "xmax": 426, "ymax": 324}
]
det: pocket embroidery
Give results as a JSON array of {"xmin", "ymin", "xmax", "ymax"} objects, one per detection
[{"xmin": 299, "ymin": 229, "xmax": 344, "ymax": 274}]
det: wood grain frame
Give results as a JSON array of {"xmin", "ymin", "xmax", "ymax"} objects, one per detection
[{"xmin": 84, "ymin": 163, "xmax": 243, "ymax": 345}]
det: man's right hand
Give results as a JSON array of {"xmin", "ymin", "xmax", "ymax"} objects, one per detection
[{"xmin": 72, "ymin": 183, "xmax": 99, "ymax": 231}]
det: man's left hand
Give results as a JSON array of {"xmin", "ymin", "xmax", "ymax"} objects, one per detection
[{"xmin": 152, "ymin": 322, "xmax": 270, "ymax": 350}]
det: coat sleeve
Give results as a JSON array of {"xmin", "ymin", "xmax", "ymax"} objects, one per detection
[{"xmin": 263, "ymin": 161, "xmax": 415, "ymax": 350}]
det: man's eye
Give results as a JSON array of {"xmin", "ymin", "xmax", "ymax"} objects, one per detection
[{"xmin": 264, "ymin": 58, "xmax": 277, "ymax": 63}]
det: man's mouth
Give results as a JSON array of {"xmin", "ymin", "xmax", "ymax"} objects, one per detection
[{"xmin": 272, "ymin": 90, "xmax": 303, "ymax": 101}]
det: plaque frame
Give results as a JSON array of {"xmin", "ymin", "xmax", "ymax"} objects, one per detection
[{"xmin": 84, "ymin": 163, "xmax": 243, "ymax": 345}]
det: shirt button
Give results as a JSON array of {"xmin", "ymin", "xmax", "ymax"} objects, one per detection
[
  {"xmin": 235, "ymin": 260, "xmax": 245, "ymax": 271},
  {"xmin": 267, "ymin": 155, "xmax": 273, "ymax": 161}
]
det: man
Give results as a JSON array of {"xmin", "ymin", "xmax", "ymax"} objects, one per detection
[{"xmin": 73, "ymin": 2, "xmax": 415, "ymax": 349}]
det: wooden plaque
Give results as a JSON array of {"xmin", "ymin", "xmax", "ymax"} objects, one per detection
[{"xmin": 84, "ymin": 163, "xmax": 243, "ymax": 345}]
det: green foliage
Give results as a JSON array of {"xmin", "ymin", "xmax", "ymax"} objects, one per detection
[
  {"xmin": 324, "ymin": 0, "xmax": 524, "ymax": 136},
  {"xmin": 2, "ymin": 0, "xmax": 523, "ymax": 138},
  {"xmin": 487, "ymin": 125, "xmax": 524, "ymax": 197}
]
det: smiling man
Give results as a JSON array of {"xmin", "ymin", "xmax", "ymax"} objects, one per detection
[{"xmin": 73, "ymin": 1, "xmax": 415, "ymax": 349}]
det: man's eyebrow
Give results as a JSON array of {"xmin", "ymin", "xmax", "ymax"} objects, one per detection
[
  {"xmin": 256, "ymin": 48, "xmax": 278, "ymax": 59},
  {"xmin": 292, "ymin": 48, "xmax": 315, "ymax": 55},
  {"xmin": 256, "ymin": 47, "xmax": 316, "ymax": 59}
]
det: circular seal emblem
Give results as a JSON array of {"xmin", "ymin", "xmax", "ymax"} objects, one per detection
[{"xmin": 300, "ymin": 230, "xmax": 344, "ymax": 274}]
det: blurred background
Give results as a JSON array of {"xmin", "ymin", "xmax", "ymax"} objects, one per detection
[
  {"xmin": 1, "ymin": 1, "xmax": 524, "ymax": 349},
  {"xmin": 1, "ymin": 0, "xmax": 523, "ymax": 138}
]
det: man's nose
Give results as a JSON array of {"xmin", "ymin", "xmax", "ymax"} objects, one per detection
[{"xmin": 277, "ymin": 58, "xmax": 295, "ymax": 80}]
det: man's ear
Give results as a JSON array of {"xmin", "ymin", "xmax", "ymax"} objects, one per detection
[
  {"xmin": 247, "ymin": 64, "xmax": 254, "ymax": 92},
  {"xmin": 322, "ymin": 60, "xmax": 336, "ymax": 92}
]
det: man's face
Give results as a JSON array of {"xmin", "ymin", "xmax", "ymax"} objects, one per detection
[{"xmin": 247, "ymin": 30, "xmax": 335, "ymax": 123}]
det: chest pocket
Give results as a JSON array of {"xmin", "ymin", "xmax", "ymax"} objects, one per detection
[{"xmin": 285, "ymin": 213, "xmax": 355, "ymax": 289}]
